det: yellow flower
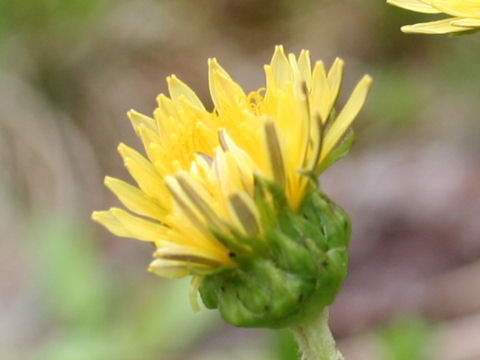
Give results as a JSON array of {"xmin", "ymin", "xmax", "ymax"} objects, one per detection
[
  {"xmin": 92, "ymin": 46, "xmax": 371, "ymax": 284},
  {"xmin": 388, "ymin": 0, "xmax": 480, "ymax": 34}
]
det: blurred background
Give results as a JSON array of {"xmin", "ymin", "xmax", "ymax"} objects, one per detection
[{"xmin": 1, "ymin": 0, "xmax": 479, "ymax": 359}]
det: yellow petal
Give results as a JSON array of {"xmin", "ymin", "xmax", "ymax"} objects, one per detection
[
  {"xmin": 212, "ymin": 147, "xmax": 244, "ymax": 196},
  {"xmin": 165, "ymin": 175, "xmax": 207, "ymax": 231},
  {"xmin": 193, "ymin": 153, "xmax": 215, "ymax": 183},
  {"xmin": 293, "ymin": 85, "xmax": 311, "ymax": 170},
  {"xmin": 91, "ymin": 210, "xmax": 132, "ymax": 237},
  {"xmin": 263, "ymin": 64, "xmax": 278, "ymax": 111},
  {"xmin": 401, "ymin": 17, "xmax": 468, "ymax": 33},
  {"xmin": 110, "ymin": 207, "xmax": 167, "ymax": 242},
  {"xmin": 311, "ymin": 61, "xmax": 331, "ymax": 122},
  {"xmin": 148, "ymin": 258, "xmax": 191, "ymax": 278},
  {"xmin": 117, "ymin": 143, "xmax": 168, "ymax": 203},
  {"xmin": 175, "ymin": 172, "xmax": 225, "ymax": 230},
  {"xmin": 218, "ymin": 128, "xmax": 257, "ymax": 193},
  {"xmin": 154, "ymin": 243, "xmax": 228, "ymax": 268},
  {"xmin": 208, "ymin": 58, "xmax": 246, "ymax": 111},
  {"xmin": 451, "ymin": 17, "xmax": 480, "ymax": 28},
  {"xmin": 327, "ymin": 58, "xmax": 345, "ymax": 109},
  {"xmin": 137, "ymin": 124, "xmax": 163, "ymax": 163},
  {"xmin": 226, "ymin": 191, "xmax": 261, "ymax": 237},
  {"xmin": 387, "ymin": 0, "xmax": 441, "ymax": 13},
  {"xmin": 322, "ymin": 75, "xmax": 373, "ymax": 161},
  {"xmin": 270, "ymin": 45, "xmax": 293, "ymax": 85},
  {"xmin": 164, "ymin": 212, "xmax": 228, "ymax": 255},
  {"xmin": 432, "ymin": 1, "xmax": 480, "ymax": 17},
  {"xmin": 263, "ymin": 121, "xmax": 286, "ymax": 189},
  {"xmin": 127, "ymin": 110, "xmax": 157, "ymax": 137},
  {"xmin": 304, "ymin": 113, "xmax": 324, "ymax": 172},
  {"xmin": 155, "ymin": 94, "xmax": 178, "ymax": 121},
  {"xmin": 297, "ymin": 50, "xmax": 312, "ymax": 88},
  {"xmin": 104, "ymin": 176, "xmax": 166, "ymax": 219},
  {"xmin": 167, "ymin": 75, "xmax": 206, "ymax": 110}
]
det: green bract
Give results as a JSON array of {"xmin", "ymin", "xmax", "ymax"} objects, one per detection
[{"xmin": 199, "ymin": 178, "xmax": 350, "ymax": 328}]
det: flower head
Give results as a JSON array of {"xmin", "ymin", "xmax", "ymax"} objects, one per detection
[
  {"xmin": 92, "ymin": 46, "xmax": 372, "ymax": 327},
  {"xmin": 388, "ymin": 0, "xmax": 480, "ymax": 34}
]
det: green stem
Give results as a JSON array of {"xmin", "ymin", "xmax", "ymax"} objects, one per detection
[{"xmin": 289, "ymin": 309, "xmax": 344, "ymax": 360}]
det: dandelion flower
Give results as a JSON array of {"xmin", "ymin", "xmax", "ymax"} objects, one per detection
[
  {"xmin": 388, "ymin": 0, "xmax": 480, "ymax": 34},
  {"xmin": 92, "ymin": 46, "xmax": 372, "ymax": 328}
]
